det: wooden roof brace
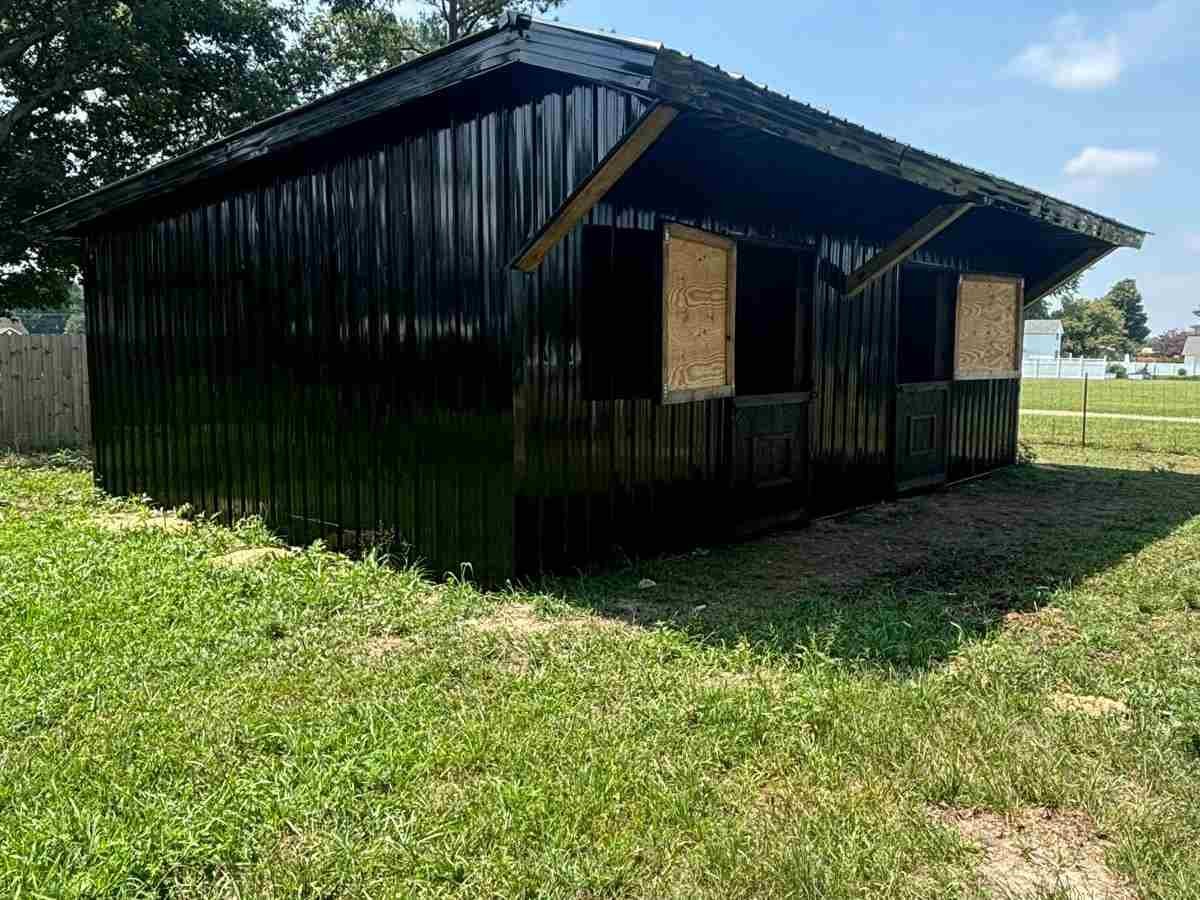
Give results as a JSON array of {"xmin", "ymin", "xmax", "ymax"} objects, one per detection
[
  {"xmin": 1023, "ymin": 244, "xmax": 1116, "ymax": 309},
  {"xmin": 511, "ymin": 103, "xmax": 679, "ymax": 271},
  {"xmin": 844, "ymin": 202, "xmax": 974, "ymax": 297}
]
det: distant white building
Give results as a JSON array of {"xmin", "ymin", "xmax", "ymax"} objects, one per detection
[
  {"xmin": 1023, "ymin": 319, "xmax": 1063, "ymax": 358},
  {"xmin": 1184, "ymin": 335, "xmax": 1200, "ymax": 369}
]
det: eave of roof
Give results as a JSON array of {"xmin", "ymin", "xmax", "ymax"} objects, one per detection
[
  {"xmin": 27, "ymin": 15, "xmax": 1147, "ymax": 250},
  {"xmin": 1024, "ymin": 320, "xmax": 1064, "ymax": 334}
]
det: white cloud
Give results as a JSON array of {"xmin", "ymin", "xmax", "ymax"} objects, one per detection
[
  {"xmin": 1012, "ymin": 24, "xmax": 1122, "ymax": 89},
  {"xmin": 1063, "ymin": 147, "xmax": 1159, "ymax": 179},
  {"xmin": 1010, "ymin": 1, "xmax": 1187, "ymax": 90},
  {"xmin": 1184, "ymin": 232, "xmax": 1200, "ymax": 254}
]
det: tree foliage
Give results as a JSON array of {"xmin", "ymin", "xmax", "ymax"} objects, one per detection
[
  {"xmin": 1102, "ymin": 278, "xmax": 1150, "ymax": 346},
  {"xmin": 303, "ymin": 0, "xmax": 567, "ymax": 88},
  {"xmin": 1150, "ymin": 328, "xmax": 1191, "ymax": 359},
  {"xmin": 1, "ymin": 0, "xmax": 329, "ymax": 313},
  {"xmin": 1054, "ymin": 296, "xmax": 1132, "ymax": 358},
  {"xmin": 1024, "ymin": 272, "xmax": 1081, "ymax": 320}
]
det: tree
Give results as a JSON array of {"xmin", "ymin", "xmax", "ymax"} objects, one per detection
[
  {"xmin": 1024, "ymin": 272, "xmax": 1081, "ymax": 321},
  {"xmin": 1102, "ymin": 278, "xmax": 1150, "ymax": 346},
  {"xmin": 1054, "ymin": 296, "xmax": 1131, "ymax": 358},
  {"xmin": 1150, "ymin": 328, "xmax": 1190, "ymax": 359},
  {"xmin": 305, "ymin": 0, "xmax": 568, "ymax": 88},
  {"xmin": 1, "ymin": 0, "xmax": 329, "ymax": 313}
]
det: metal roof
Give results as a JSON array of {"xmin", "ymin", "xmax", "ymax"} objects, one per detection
[
  {"xmin": 1024, "ymin": 320, "xmax": 1064, "ymax": 335},
  {"xmin": 26, "ymin": 15, "xmax": 1149, "ymax": 248}
]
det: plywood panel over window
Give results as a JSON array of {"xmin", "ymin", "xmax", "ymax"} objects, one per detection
[
  {"xmin": 954, "ymin": 274, "xmax": 1023, "ymax": 380},
  {"xmin": 661, "ymin": 223, "xmax": 736, "ymax": 404}
]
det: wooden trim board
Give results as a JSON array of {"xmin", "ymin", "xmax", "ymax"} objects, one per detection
[
  {"xmin": 1024, "ymin": 245, "xmax": 1115, "ymax": 308},
  {"xmin": 844, "ymin": 203, "xmax": 974, "ymax": 297},
  {"xmin": 512, "ymin": 103, "xmax": 679, "ymax": 271}
]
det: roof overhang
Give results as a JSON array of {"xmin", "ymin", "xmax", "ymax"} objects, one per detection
[
  {"xmin": 646, "ymin": 48, "xmax": 1144, "ymax": 250},
  {"xmin": 27, "ymin": 16, "xmax": 1147, "ymax": 254}
]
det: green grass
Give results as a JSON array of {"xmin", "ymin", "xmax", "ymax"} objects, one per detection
[
  {"xmin": 3, "ymin": 447, "xmax": 1200, "ymax": 897},
  {"xmin": 1021, "ymin": 412, "xmax": 1200, "ymax": 455},
  {"xmin": 1020, "ymin": 377, "xmax": 1200, "ymax": 417}
]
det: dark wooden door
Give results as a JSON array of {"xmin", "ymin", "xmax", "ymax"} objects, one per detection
[
  {"xmin": 730, "ymin": 244, "xmax": 814, "ymax": 531},
  {"xmin": 731, "ymin": 397, "xmax": 809, "ymax": 529},
  {"xmin": 895, "ymin": 382, "xmax": 950, "ymax": 492}
]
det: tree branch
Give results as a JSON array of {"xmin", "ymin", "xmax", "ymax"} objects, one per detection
[
  {"xmin": 0, "ymin": 68, "xmax": 75, "ymax": 148},
  {"xmin": 0, "ymin": 25, "xmax": 56, "ymax": 69}
]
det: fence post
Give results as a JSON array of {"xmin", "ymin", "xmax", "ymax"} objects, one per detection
[{"xmin": 1081, "ymin": 372, "xmax": 1088, "ymax": 448}]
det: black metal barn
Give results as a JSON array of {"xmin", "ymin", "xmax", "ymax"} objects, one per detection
[{"xmin": 29, "ymin": 16, "xmax": 1145, "ymax": 580}]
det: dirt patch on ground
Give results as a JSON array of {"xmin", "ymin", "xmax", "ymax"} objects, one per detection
[
  {"xmin": 755, "ymin": 469, "xmax": 1133, "ymax": 594},
  {"xmin": 362, "ymin": 635, "xmax": 412, "ymax": 658},
  {"xmin": 208, "ymin": 547, "xmax": 292, "ymax": 569},
  {"xmin": 1002, "ymin": 608, "xmax": 1079, "ymax": 647},
  {"xmin": 468, "ymin": 602, "xmax": 625, "ymax": 637},
  {"xmin": 933, "ymin": 806, "xmax": 1135, "ymax": 899},
  {"xmin": 94, "ymin": 511, "xmax": 191, "ymax": 533},
  {"xmin": 1048, "ymin": 692, "xmax": 1130, "ymax": 718}
]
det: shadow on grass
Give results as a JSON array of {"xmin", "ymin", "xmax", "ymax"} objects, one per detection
[{"xmin": 550, "ymin": 462, "xmax": 1200, "ymax": 670}]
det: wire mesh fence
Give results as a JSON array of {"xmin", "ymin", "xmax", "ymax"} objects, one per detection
[{"xmin": 1019, "ymin": 375, "xmax": 1200, "ymax": 455}]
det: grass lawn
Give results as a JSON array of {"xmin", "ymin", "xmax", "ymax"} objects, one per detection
[
  {"xmin": 3, "ymin": 447, "xmax": 1200, "ymax": 897},
  {"xmin": 1020, "ymin": 413, "xmax": 1200, "ymax": 455},
  {"xmin": 1020, "ymin": 377, "xmax": 1200, "ymax": 417}
]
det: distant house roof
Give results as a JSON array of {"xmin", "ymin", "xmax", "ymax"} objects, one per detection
[
  {"xmin": 0, "ymin": 317, "xmax": 29, "ymax": 335},
  {"xmin": 1024, "ymin": 319, "xmax": 1063, "ymax": 336},
  {"xmin": 1183, "ymin": 336, "xmax": 1200, "ymax": 357}
]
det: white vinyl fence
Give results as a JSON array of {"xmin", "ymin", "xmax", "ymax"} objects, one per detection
[{"xmin": 1023, "ymin": 355, "xmax": 1200, "ymax": 380}]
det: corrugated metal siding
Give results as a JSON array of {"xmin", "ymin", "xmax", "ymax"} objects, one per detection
[
  {"xmin": 810, "ymin": 240, "xmax": 897, "ymax": 513},
  {"xmin": 948, "ymin": 378, "xmax": 1021, "ymax": 481},
  {"xmin": 513, "ymin": 153, "xmax": 981, "ymax": 567},
  {"xmin": 82, "ymin": 75, "xmax": 648, "ymax": 580}
]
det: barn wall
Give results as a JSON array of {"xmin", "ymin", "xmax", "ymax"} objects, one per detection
[
  {"xmin": 512, "ymin": 179, "xmax": 992, "ymax": 569},
  {"xmin": 81, "ymin": 71, "xmax": 651, "ymax": 581},
  {"xmin": 948, "ymin": 378, "xmax": 1021, "ymax": 482}
]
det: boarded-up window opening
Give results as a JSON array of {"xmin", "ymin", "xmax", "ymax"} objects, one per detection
[
  {"xmin": 954, "ymin": 274, "xmax": 1023, "ymax": 380},
  {"xmin": 661, "ymin": 223, "xmax": 736, "ymax": 404}
]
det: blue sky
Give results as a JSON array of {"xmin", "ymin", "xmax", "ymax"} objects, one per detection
[{"xmin": 554, "ymin": 0, "xmax": 1200, "ymax": 333}]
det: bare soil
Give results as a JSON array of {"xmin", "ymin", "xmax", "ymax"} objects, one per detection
[
  {"xmin": 755, "ymin": 469, "xmax": 1132, "ymax": 593},
  {"xmin": 468, "ymin": 602, "xmax": 622, "ymax": 637},
  {"xmin": 1047, "ymin": 693, "xmax": 1131, "ymax": 718},
  {"xmin": 933, "ymin": 806, "xmax": 1136, "ymax": 899},
  {"xmin": 94, "ymin": 511, "xmax": 191, "ymax": 533},
  {"xmin": 208, "ymin": 547, "xmax": 292, "ymax": 569}
]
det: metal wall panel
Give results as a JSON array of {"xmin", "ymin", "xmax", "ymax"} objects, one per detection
[
  {"xmin": 80, "ymin": 63, "xmax": 1023, "ymax": 579},
  {"xmin": 948, "ymin": 378, "xmax": 1021, "ymax": 481},
  {"xmin": 82, "ymin": 74, "xmax": 648, "ymax": 581},
  {"xmin": 513, "ymin": 159, "xmax": 980, "ymax": 568}
]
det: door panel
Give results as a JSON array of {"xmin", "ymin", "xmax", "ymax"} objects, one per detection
[
  {"xmin": 732, "ymin": 397, "xmax": 809, "ymax": 525},
  {"xmin": 895, "ymin": 383, "xmax": 949, "ymax": 491},
  {"xmin": 728, "ymin": 243, "xmax": 815, "ymax": 530}
]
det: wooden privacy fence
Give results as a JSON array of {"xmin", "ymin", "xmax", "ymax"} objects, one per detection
[{"xmin": 0, "ymin": 336, "xmax": 91, "ymax": 450}]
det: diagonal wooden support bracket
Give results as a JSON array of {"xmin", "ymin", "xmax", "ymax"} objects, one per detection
[
  {"xmin": 512, "ymin": 103, "xmax": 679, "ymax": 272},
  {"xmin": 844, "ymin": 202, "xmax": 974, "ymax": 297},
  {"xmin": 1023, "ymin": 244, "xmax": 1116, "ymax": 308}
]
